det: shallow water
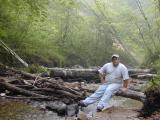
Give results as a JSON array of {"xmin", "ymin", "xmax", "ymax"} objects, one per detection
[
  {"xmin": 82, "ymin": 96, "xmax": 143, "ymax": 113},
  {"xmin": 80, "ymin": 96, "xmax": 142, "ymax": 120},
  {"xmin": 0, "ymin": 96, "xmax": 142, "ymax": 120},
  {"xmin": 0, "ymin": 98, "xmax": 72, "ymax": 120}
]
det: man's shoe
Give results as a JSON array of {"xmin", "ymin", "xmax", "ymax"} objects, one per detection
[
  {"xmin": 96, "ymin": 108, "xmax": 102, "ymax": 112},
  {"xmin": 96, "ymin": 106, "xmax": 103, "ymax": 112},
  {"xmin": 78, "ymin": 100, "xmax": 87, "ymax": 107}
]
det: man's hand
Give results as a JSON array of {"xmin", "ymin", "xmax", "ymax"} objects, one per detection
[
  {"xmin": 101, "ymin": 80, "xmax": 106, "ymax": 84},
  {"xmin": 120, "ymin": 87, "xmax": 128, "ymax": 93},
  {"xmin": 121, "ymin": 79, "xmax": 129, "ymax": 92}
]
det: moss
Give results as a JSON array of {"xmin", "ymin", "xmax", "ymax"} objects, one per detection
[
  {"xmin": 23, "ymin": 64, "xmax": 48, "ymax": 73},
  {"xmin": 143, "ymin": 53, "xmax": 160, "ymax": 93},
  {"xmin": 144, "ymin": 75, "xmax": 160, "ymax": 92},
  {"xmin": 0, "ymin": 101, "xmax": 34, "ymax": 120}
]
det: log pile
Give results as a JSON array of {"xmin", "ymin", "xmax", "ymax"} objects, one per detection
[{"xmin": 0, "ymin": 65, "xmax": 86, "ymax": 104}]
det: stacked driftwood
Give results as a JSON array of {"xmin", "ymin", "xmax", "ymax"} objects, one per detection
[{"xmin": 0, "ymin": 64, "xmax": 86, "ymax": 104}]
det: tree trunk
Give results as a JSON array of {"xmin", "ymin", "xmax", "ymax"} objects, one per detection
[
  {"xmin": 0, "ymin": 40, "xmax": 28, "ymax": 67},
  {"xmin": 49, "ymin": 68, "xmax": 153, "ymax": 80},
  {"xmin": 130, "ymin": 74, "xmax": 157, "ymax": 79},
  {"xmin": 49, "ymin": 68, "xmax": 98, "ymax": 79},
  {"xmin": 116, "ymin": 90, "xmax": 146, "ymax": 102}
]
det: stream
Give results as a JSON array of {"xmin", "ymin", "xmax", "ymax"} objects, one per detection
[{"xmin": 0, "ymin": 89, "xmax": 144, "ymax": 120}]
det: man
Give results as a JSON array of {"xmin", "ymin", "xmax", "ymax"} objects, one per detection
[{"xmin": 79, "ymin": 54, "xmax": 130, "ymax": 112}]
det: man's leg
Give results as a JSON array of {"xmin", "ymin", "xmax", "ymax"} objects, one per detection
[
  {"xmin": 97, "ymin": 83, "xmax": 121, "ymax": 110},
  {"xmin": 81, "ymin": 84, "xmax": 108, "ymax": 106}
]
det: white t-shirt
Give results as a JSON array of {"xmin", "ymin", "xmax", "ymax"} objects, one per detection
[{"xmin": 98, "ymin": 63, "xmax": 129, "ymax": 84}]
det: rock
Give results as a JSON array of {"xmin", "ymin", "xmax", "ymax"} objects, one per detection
[
  {"xmin": 0, "ymin": 93, "xmax": 6, "ymax": 97},
  {"xmin": 77, "ymin": 110, "xmax": 88, "ymax": 120},
  {"xmin": 40, "ymin": 72, "xmax": 50, "ymax": 77},
  {"xmin": 45, "ymin": 101, "xmax": 67, "ymax": 116},
  {"xmin": 67, "ymin": 104, "xmax": 79, "ymax": 117}
]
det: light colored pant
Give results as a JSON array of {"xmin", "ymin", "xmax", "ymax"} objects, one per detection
[{"xmin": 83, "ymin": 83, "xmax": 121, "ymax": 108}]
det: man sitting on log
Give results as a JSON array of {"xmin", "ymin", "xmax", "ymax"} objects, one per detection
[{"xmin": 79, "ymin": 54, "xmax": 130, "ymax": 112}]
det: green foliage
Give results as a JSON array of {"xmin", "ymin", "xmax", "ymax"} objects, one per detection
[
  {"xmin": 144, "ymin": 75, "xmax": 160, "ymax": 92},
  {"xmin": 153, "ymin": 60, "xmax": 160, "ymax": 74},
  {"xmin": 1, "ymin": 0, "xmax": 157, "ymax": 67},
  {"xmin": 23, "ymin": 64, "xmax": 48, "ymax": 73},
  {"xmin": 142, "ymin": 48, "xmax": 160, "ymax": 70}
]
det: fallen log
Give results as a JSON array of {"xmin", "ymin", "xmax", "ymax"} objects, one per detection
[
  {"xmin": 32, "ymin": 88, "xmax": 83, "ymax": 99},
  {"xmin": 46, "ymin": 79, "xmax": 83, "ymax": 96},
  {"xmin": 116, "ymin": 90, "xmax": 146, "ymax": 102},
  {"xmin": 15, "ymin": 85, "xmax": 35, "ymax": 89},
  {"xmin": 7, "ymin": 67, "xmax": 39, "ymax": 79},
  {"xmin": 82, "ymin": 83, "xmax": 146, "ymax": 102},
  {"xmin": 49, "ymin": 68, "xmax": 98, "ymax": 80},
  {"xmin": 3, "ymin": 96, "xmax": 59, "ymax": 101},
  {"xmin": 128, "ymin": 69, "xmax": 153, "ymax": 74},
  {"xmin": 130, "ymin": 79, "xmax": 147, "ymax": 84},
  {"xmin": 49, "ymin": 68, "xmax": 154, "ymax": 80},
  {"xmin": 130, "ymin": 74, "xmax": 157, "ymax": 79}
]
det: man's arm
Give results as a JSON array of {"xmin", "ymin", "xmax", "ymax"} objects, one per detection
[
  {"xmin": 121, "ymin": 65, "xmax": 130, "ymax": 92},
  {"xmin": 99, "ymin": 73, "xmax": 106, "ymax": 84},
  {"xmin": 98, "ymin": 64, "xmax": 107, "ymax": 84}
]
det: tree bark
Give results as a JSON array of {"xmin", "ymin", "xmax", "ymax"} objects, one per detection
[{"xmin": 49, "ymin": 68, "xmax": 98, "ymax": 79}]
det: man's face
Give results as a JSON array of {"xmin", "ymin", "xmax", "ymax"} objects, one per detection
[{"xmin": 112, "ymin": 57, "xmax": 120, "ymax": 67}]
